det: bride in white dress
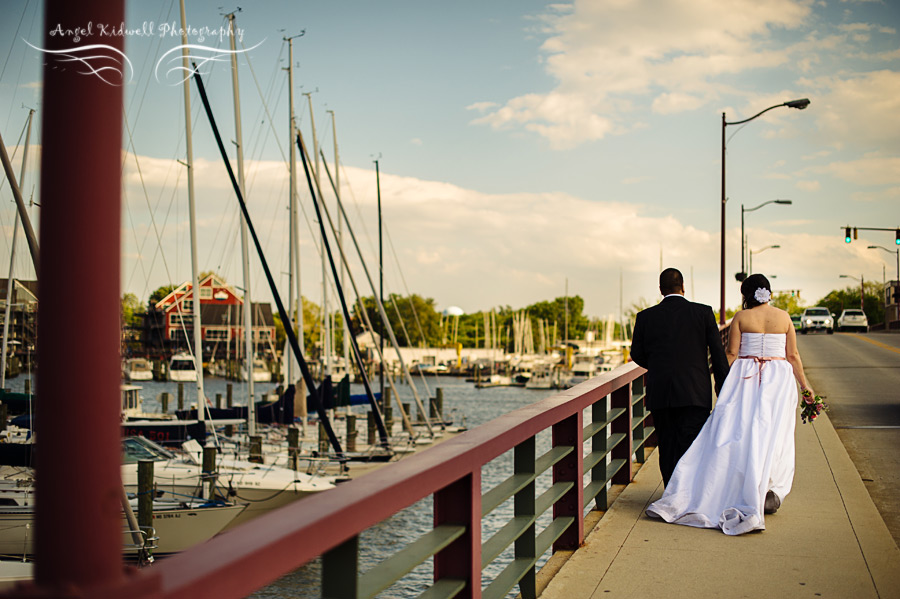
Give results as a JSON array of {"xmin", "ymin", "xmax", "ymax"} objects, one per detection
[{"xmin": 646, "ymin": 274, "xmax": 815, "ymax": 535}]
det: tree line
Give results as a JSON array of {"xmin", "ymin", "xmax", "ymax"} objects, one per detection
[{"xmin": 121, "ymin": 280, "xmax": 890, "ymax": 356}]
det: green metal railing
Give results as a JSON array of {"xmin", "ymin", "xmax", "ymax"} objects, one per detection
[
  {"xmin": 319, "ymin": 365, "xmax": 651, "ymax": 599},
  {"xmin": 95, "ymin": 362, "xmax": 651, "ymax": 599}
]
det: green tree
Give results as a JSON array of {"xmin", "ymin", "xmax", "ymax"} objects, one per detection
[
  {"xmin": 353, "ymin": 294, "xmax": 442, "ymax": 347},
  {"xmin": 121, "ymin": 292, "xmax": 144, "ymax": 329},
  {"xmin": 814, "ymin": 282, "xmax": 884, "ymax": 326},
  {"xmin": 771, "ymin": 292, "xmax": 806, "ymax": 315},
  {"xmin": 149, "ymin": 284, "xmax": 177, "ymax": 306}
]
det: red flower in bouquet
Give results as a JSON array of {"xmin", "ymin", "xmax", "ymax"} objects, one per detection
[{"xmin": 800, "ymin": 388, "xmax": 827, "ymax": 424}]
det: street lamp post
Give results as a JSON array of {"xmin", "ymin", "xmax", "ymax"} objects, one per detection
[
  {"xmin": 867, "ymin": 245, "xmax": 900, "ymax": 283},
  {"xmin": 720, "ymin": 98, "xmax": 810, "ymax": 323},
  {"xmin": 738, "ymin": 200, "xmax": 792, "ymax": 281},
  {"xmin": 748, "ymin": 244, "xmax": 781, "ymax": 276},
  {"xmin": 839, "ymin": 274, "xmax": 865, "ymax": 311},
  {"xmin": 868, "ymin": 245, "xmax": 900, "ymax": 324}
]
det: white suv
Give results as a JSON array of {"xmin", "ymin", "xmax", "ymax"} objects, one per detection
[
  {"xmin": 800, "ymin": 307, "xmax": 834, "ymax": 334},
  {"xmin": 837, "ymin": 309, "xmax": 868, "ymax": 333}
]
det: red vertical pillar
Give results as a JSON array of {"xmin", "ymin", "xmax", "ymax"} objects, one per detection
[
  {"xmin": 35, "ymin": 0, "xmax": 125, "ymax": 591},
  {"xmin": 434, "ymin": 472, "xmax": 482, "ymax": 599},
  {"xmin": 552, "ymin": 411, "xmax": 584, "ymax": 551}
]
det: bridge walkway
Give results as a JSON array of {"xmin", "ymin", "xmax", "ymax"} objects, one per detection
[{"xmin": 539, "ymin": 412, "xmax": 900, "ymax": 599}]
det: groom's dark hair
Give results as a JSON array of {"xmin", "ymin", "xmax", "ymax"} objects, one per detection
[{"xmin": 659, "ymin": 268, "xmax": 684, "ymax": 295}]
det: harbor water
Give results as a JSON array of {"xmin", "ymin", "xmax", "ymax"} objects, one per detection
[{"xmin": 6, "ymin": 373, "xmax": 566, "ymax": 597}]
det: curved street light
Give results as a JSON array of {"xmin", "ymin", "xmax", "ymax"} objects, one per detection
[
  {"xmin": 839, "ymin": 274, "xmax": 865, "ymax": 311},
  {"xmin": 868, "ymin": 245, "xmax": 900, "ymax": 324},
  {"xmin": 737, "ymin": 199, "xmax": 792, "ymax": 281},
  {"xmin": 867, "ymin": 245, "xmax": 900, "ymax": 283},
  {"xmin": 719, "ymin": 98, "xmax": 810, "ymax": 323},
  {"xmin": 748, "ymin": 244, "xmax": 780, "ymax": 275}
]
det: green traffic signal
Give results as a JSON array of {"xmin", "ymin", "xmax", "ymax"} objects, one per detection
[
  {"xmin": 895, "ymin": 229, "xmax": 899, "ymax": 245},
  {"xmin": 845, "ymin": 227, "xmax": 852, "ymax": 243}
]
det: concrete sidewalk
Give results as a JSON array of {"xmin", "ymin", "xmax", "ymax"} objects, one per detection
[{"xmin": 540, "ymin": 412, "xmax": 900, "ymax": 599}]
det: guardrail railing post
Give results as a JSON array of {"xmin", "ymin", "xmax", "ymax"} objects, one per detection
[
  {"xmin": 435, "ymin": 472, "xmax": 482, "ymax": 599},
  {"xmin": 632, "ymin": 377, "xmax": 646, "ymax": 464},
  {"xmin": 323, "ymin": 534, "xmax": 359, "ymax": 598},
  {"xmin": 552, "ymin": 412, "xmax": 583, "ymax": 551},
  {"xmin": 592, "ymin": 395, "xmax": 610, "ymax": 510},
  {"xmin": 514, "ymin": 437, "xmax": 536, "ymax": 599},
  {"xmin": 611, "ymin": 383, "xmax": 633, "ymax": 484}
]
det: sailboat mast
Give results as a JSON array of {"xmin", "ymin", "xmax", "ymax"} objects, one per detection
[
  {"xmin": 304, "ymin": 93, "xmax": 329, "ymax": 378},
  {"xmin": 228, "ymin": 12, "xmax": 256, "ymax": 436},
  {"xmin": 180, "ymin": 0, "xmax": 205, "ymax": 422},
  {"xmin": 1, "ymin": 109, "xmax": 34, "ymax": 390},
  {"xmin": 376, "ymin": 159, "xmax": 383, "ymax": 400},
  {"xmin": 285, "ymin": 37, "xmax": 306, "ymax": 429},
  {"xmin": 328, "ymin": 110, "xmax": 350, "ymax": 378},
  {"xmin": 285, "ymin": 36, "xmax": 296, "ymax": 388}
]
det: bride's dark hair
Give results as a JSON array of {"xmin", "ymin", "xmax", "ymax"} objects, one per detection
[{"xmin": 741, "ymin": 273, "xmax": 771, "ymax": 309}]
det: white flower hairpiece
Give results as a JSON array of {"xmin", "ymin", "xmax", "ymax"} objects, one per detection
[{"xmin": 754, "ymin": 287, "xmax": 771, "ymax": 303}]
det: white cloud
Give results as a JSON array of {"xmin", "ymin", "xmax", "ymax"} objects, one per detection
[
  {"xmin": 471, "ymin": 0, "xmax": 813, "ymax": 147},
  {"xmin": 466, "ymin": 101, "xmax": 498, "ymax": 113},
  {"xmin": 798, "ymin": 70, "xmax": 900, "ymax": 150},
  {"xmin": 850, "ymin": 186, "xmax": 900, "ymax": 202},
  {"xmin": 810, "ymin": 153, "xmax": 900, "ymax": 186},
  {"xmin": 795, "ymin": 180, "xmax": 820, "ymax": 191},
  {"xmin": 651, "ymin": 92, "xmax": 705, "ymax": 115}
]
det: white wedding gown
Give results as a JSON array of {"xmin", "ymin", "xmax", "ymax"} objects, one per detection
[{"xmin": 646, "ymin": 332, "xmax": 797, "ymax": 535}]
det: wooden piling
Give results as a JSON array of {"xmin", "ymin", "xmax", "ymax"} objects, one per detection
[
  {"xmin": 367, "ymin": 410, "xmax": 376, "ymax": 446},
  {"xmin": 434, "ymin": 387, "xmax": 444, "ymax": 421},
  {"xmin": 287, "ymin": 427, "xmax": 299, "ymax": 471},
  {"xmin": 0, "ymin": 403, "xmax": 6, "ymax": 433},
  {"xmin": 249, "ymin": 436, "xmax": 263, "ymax": 464},
  {"xmin": 137, "ymin": 460, "xmax": 154, "ymax": 552},
  {"xmin": 202, "ymin": 446, "xmax": 217, "ymax": 500},
  {"xmin": 227, "ymin": 383, "xmax": 233, "ymax": 408},
  {"xmin": 177, "ymin": 383, "xmax": 184, "ymax": 411},
  {"xmin": 383, "ymin": 388, "xmax": 393, "ymax": 430},
  {"xmin": 318, "ymin": 422, "xmax": 329, "ymax": 455},
  {"xmin": 24, "ymin": 378, "xmax": 30, "ymax": 395},
  {"xmin": 346, "ymin": 415, "xmax": 357, "ymax": 452},
  {"xmin": 215, "ymin": 393, "xmax": 222, "ymax": 409},
  {"xmin": 161, "ymin": 392, "xmax": 169, "ymax": 414}
]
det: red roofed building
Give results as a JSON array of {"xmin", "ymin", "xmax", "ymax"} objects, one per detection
[{"xmin": 146, "ymin": 274, "xmax": 276, "ymax": 359}]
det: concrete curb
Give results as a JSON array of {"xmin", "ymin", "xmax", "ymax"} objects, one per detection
[{"xmin": 813, "ymin": 412, "xmax": 900, "ymax": 596}]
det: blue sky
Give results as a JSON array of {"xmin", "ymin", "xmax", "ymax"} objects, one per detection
[{"xmin": 1, "ymin": 0, "xmax": 898, "ymax": 320}]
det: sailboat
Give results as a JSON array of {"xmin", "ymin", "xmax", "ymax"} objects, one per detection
[
  {"xmin": 120, "ymin": 436, "xmax": 336, "ymax": 530},
  {"xmin": 0, "ymin": 475, "xmax": 246, "ymax": 556}
]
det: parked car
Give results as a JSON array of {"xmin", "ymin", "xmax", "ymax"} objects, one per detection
[
  {"xmin": 791, "ymin": 314, "xmax": 801, "ymax": 330},
  {"xmin": 800, "ymin": 307, "xmax": 834, "ymax": 334},
  {"xmin": 837, "ymin": 309, "xmax": 868, "ymax": 333}
]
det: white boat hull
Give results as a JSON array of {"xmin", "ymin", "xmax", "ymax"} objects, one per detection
[
  {"xmin": 168, "ymin": 370, "xmax": 197, "ymax": 382},
  {"xmin": 125, "ymin": 370, "xmax": 153, "ymax": 381},
  {"xmin": 121, "ymin": 460, "xmax": 333, "ymax": 530},
  {"xmin": 0, "ymin": 503, "xmax": 245, "ymax": 556}
]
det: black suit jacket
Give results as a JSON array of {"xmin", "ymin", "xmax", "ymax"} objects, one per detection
[{"xmin": 630, "ymin": 296, "xmax": 729, "ymax": 411}]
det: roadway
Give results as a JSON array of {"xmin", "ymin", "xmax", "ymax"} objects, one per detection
[{"xmin": 796, "ymin": 330, "xmax": 900, "ymax": 548}]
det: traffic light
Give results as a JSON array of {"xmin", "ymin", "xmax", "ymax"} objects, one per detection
[
  {"xmin": 845, "ymin": 227, "xmax": 852, "ymax": 243},
  {"xmin": 854, "ymin": 228, "xmax": 858, "ymax": 240},
  {"xmin": 896, "ymin": 229, "xmax": 899, "ymax": 245}
]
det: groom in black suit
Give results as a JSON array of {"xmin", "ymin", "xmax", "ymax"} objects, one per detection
[{"xmin": 630, "ymin": 268, "xmax": 729, "ymax": 487}]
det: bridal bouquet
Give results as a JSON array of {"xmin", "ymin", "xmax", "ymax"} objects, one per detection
[{"xmin": 800, "ymin": 388, "xmax": 828, "ymax": 424}]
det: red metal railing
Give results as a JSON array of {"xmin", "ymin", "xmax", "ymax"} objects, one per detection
[{"xmin": 19, "ymin": 362, "xmax": 648, "ymax": 598}]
